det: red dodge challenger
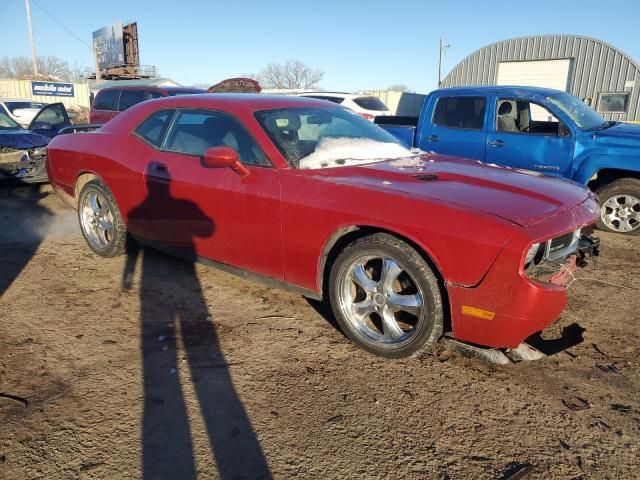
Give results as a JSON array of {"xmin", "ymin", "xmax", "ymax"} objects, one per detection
[{"xmin": 46, "ymin": 94, "xmax": 599, "ymax": 359}]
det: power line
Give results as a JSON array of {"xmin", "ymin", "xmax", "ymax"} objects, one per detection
[{"xmin": 30, "ymin": 0, "xmax": 92, "ymax": 50}]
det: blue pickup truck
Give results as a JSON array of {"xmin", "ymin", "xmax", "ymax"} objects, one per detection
[{"xmin": 376, "ymin": 86, "xmax": 640, "ymax": 234}]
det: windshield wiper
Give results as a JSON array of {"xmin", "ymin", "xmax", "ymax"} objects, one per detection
[{"xmin": 590, "ymin": 120, "xmax": 618, "ymax": 131}]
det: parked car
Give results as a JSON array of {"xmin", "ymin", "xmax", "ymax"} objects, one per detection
[
  {"xmin": 0, "ymin": 98, "xmax": 48, "ymax": 127},
  {"xmin": 0, "ymin": 102, "xmax": 71, "ymax": 184},
  {"xmin": 47, "ymin": 94, "xmax": 599, "ymax": 359},
  {"xmin": 298, "ymin": 92, "xmax": 390, "ymax": 121},
  {"xmin": 376, "ymin": 86, "xmax": 640, "ymax": 234},
  {"xmin": 89, "ymin": 85, "xmax": 206, "ymax": 124}
]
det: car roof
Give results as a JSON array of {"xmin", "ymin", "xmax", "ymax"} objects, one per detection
[
  {"xmin": 99, "ymin": 94, "xmax": 343, "ymax": 134},
  {"xmin": 145, "ymin": 93, "xmax": 336, "ymax": 110},
  {"xmin": 432, "ymin": 86, "xmax": 565, "ymax": 96}
]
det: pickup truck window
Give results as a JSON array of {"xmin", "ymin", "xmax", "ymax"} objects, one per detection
[
  {"xmin": 433, "ymin": 96, "xmax": 486, "ymax": 130},
  {"xmin": 496, "ymin": 99, "xmax": 562, "ymax": 136},
  {"xmin": 546, "ymin": 93, "xmax": 604, "ymax": 131}
]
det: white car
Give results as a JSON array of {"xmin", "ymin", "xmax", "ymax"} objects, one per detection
[
  {"xmin": 297, "ymin": 92, "xmax": 390, "ymax": 121},
  {"xmin": 0, "ymin": 98, "xmax": 48, "ymax": 127}
]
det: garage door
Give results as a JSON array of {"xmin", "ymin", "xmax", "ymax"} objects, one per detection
[
  {"xmin": 497, "ymin": 59, "xmax": 571, "ymax": 121},
  {"xmin": 497, "ymin": 59, "xmax": 571, "ymax": 91}
]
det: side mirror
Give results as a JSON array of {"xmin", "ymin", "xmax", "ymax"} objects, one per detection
[{"xmin": 202, "ymin": 146, "xmax": 250, "ymax": 178}]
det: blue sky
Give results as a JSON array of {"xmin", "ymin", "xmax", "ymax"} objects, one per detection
[{"xmin": 2, "ymin": 0, "xmax": 640, "ymax": 92}]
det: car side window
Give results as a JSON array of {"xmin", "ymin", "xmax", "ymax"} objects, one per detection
[
  {"xmin": 496, "ymin": 99, "xmax": 564, "ymax": 136},
  {"xmin": 118, "ymin": 90, "xmax": 148, "ymax": 111},
  {"xmin": 135, "ymin": 110, "xmax": 174, "ymax": 147},
  {"xmin": 163, "ymin": 110, "xmax": 269, "ymax": 166},
  {"xmin": 93, "ymin": 90, "xmax": 119, "ymax": 111},
  {"xmin": 433, "ymin": 96, "xmax": 486, "ymax": 130},
  {"xmin": 147, "ymin": 92, "xmax": 164, "ymax": 100},
  {"xmin": 34, "ymin": 104, "xmax": 67, "ymax": 126}
]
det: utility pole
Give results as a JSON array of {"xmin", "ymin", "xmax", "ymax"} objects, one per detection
[
  {"xmin": 25, "ymin": 0, "xmax": 39, "ymax": 77},
  {"xmin": 438, "ymin": 36, "xmax": 451, "ymax": 87}
]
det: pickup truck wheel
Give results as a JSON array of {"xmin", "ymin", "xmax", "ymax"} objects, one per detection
[
  {"xmin": 595, "ymin": 179, "xmax": 640, "ymax": 234},
  {"xmin": 78, "ymin": 180, "xmax": 127, "ymax": 257},
  {"xmin": 329, "ymin": 233, "xmax": 443, "ymax": 358}
]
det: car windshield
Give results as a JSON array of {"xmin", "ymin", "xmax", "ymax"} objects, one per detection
[
  {"xmin": 546, "ymin": 93, "xmax": 606, "ymax": 131},
  {"xmin": 0, "ymin": 111, "xmax": 22, "ymax": 130},
  {"xmin": 5, "ymin": 101, "xmax": 46, "ymax": 113},
  {"xmin": 255, "ymin": 107, "xmax": 413, "ymax": 169}
]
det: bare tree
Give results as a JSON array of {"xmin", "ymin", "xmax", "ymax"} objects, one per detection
[
  {"xmin": 388, "ymin": 84, "xmax": 410, "ymax": 92},
  {"xmin": 0, "ymin": 55, "xmax": 89, "ymax": 82},
  {"xmin": 259, "ymin": 60, "xmax": 323, "ymax": 89}
]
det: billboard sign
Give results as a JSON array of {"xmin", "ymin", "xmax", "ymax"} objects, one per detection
[
  {"xmin": 92, "ymin": 21, "xmax": 125, "ymax": 71},
  {"xmin": 31, "ymin": 81, "xmax": 75, "ymax": 97}
]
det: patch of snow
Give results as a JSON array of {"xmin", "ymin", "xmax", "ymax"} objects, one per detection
[
  {"xmin": 389, "ymin": 157, "xmax": 426, "ymax": 168},
  {"xmin": 298, "ymin": 137, "xmax": 413, "ymax": 170}
]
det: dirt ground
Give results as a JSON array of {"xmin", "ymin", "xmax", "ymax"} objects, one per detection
[{"xmin": 1, "ymin": 186, "xmax": 639, "ymax": 480}]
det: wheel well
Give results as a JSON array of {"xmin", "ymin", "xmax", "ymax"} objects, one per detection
[
  {"xmin": 587, "ymin": 168, "xmax": 640, "ymax": 191},
  {"xmin": 74, "ymin": 173, "xmax": 99, "ymax": 204},
  {"xmin": 319, "ymin": 226, "xmax": 452, "ymax": 334}
]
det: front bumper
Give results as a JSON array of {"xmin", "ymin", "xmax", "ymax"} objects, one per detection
[
  {"xmin": 0, "ymin": 148, "xmax": 48, "ymax": 184},
  {"xmin": 447, "ymin": 197, "xmax": 599, "ymax": 349}
]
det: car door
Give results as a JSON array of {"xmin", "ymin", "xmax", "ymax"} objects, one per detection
[
  {"xmin": 485, "ymin": 97, "xmax": 574, "ymax": 177},
  {"xmin": 146, "ymin": 108, "xmax": 284, "ymax": 280},
  {"xmin": 27, "ymin": 102, "xmax": 71, "ymax": 138},
  {"xmin": 419, "ymin": 95, "xmax": 488, "ymax": 161}
]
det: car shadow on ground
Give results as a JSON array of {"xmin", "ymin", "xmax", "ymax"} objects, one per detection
[
  {"xmin": 122, "ymin": 170, "xmax": 271, "ymax": 479},
  {"xmin": 0, "ymin": 185, "xmax": 53, "ymax": 297}
]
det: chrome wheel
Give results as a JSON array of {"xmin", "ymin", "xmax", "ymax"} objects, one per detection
[
  {"xmin": 80, "ymin": 190, "xmax": 115, "ymax": 250},
  {"xmin": 337, "ymin": 255, "xmax": 424, "ymax": 347},
  {"xmin": 601, "ymin": 194, "xmax": 640, "ymax": 233}
]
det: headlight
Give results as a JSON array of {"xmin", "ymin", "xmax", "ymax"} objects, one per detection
[
  {"xmin": 524, "ymin": 243, "xmax": 541, "ymax": 269},
  {"xmin": 31, "ymin": 147, "xmax": 47, "ymax": 157}
]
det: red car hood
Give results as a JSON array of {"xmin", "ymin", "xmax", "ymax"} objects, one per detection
[{"xmin": 311, "ymin": 154, "xmax": 591, "ymax": 227}]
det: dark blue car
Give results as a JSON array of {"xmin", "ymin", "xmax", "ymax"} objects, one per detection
[{"xmin": 0, "ymin": 102, "xmax": 71, "ymax": 184}]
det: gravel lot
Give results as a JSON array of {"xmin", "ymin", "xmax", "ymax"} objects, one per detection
[{"xmin": 1, "ymin": 186, "xmax": 639, "ymax": 479}]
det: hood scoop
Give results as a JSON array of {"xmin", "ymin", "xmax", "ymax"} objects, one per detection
[{"xmin": 414, "ymin": 173, "xmax": 438, "ymax": 181}]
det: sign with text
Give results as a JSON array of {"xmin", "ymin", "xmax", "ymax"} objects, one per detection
[
  {"xmin": 92, "ymin": 21, "xmax": 125, "ymax": 71},
  {"xmin": 31, "ymin": 81, "xmax": 75, "ymax": 97}
]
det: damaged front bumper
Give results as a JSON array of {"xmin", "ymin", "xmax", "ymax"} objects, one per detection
[
  {"xmin": 0, "ymin": 147, "xmax": 48, "ymax": 184},
  {"xmin": 446, "ymin": 196, "xmax": 600, "ymax": 351}
]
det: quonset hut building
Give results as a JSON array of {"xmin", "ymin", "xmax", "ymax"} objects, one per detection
[{"xmin": 441, "ymin": 35, "xmax": 640, "ymax": 122}]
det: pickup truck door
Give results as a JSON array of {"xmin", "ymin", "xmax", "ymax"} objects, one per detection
[
  {"xmin": 418, "ymin": 95, "xmax": 488, "ymax": 161},
  {"xmin": 485, "ymin": 97, "xmax": 574, "ymax": 177},
  {"xmin": 141, "ymin": 108, "xmax": 284, "ymax": 280}
]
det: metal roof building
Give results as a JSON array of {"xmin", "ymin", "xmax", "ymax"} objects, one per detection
[{"xmin": 442, "ymin": 35, "xmax": 640, "ymax": 122}]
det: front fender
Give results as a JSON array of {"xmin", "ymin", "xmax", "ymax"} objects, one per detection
[{"xmin": 574, "ymin": 154, "xmax": 640, "ymax": 185}]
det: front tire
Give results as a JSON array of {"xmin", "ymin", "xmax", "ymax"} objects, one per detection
[
  {"xmin": 328, "ymin": 233, "xmax": 444, "ymax": 358},
  {"xmin": 595, "ymin": 178, "xmax": 640, "ymax": 234},
  {"xmin": 78, "ymin": 180, "xmax": 127, "ymax": 257}
]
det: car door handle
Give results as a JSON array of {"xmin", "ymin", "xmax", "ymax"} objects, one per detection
[
  {"xmin": 425, "ymin": 135, "xmax": 439, "ymax": 142},
  {"xmin": 488, "ymin": 140, "xmax": 505, "ymax": 147}
]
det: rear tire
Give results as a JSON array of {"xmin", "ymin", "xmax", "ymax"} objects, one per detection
[
  {"xmin": 328, "ymin": 233, "xmax": 444, "ymax": 358},
  {"xmin": 595, "ymin": 178, "xmax": 640, "ymax": 234},
  {"xmin": 77, "ymin": 180, "xmax": 127, "ymax": 257}
]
